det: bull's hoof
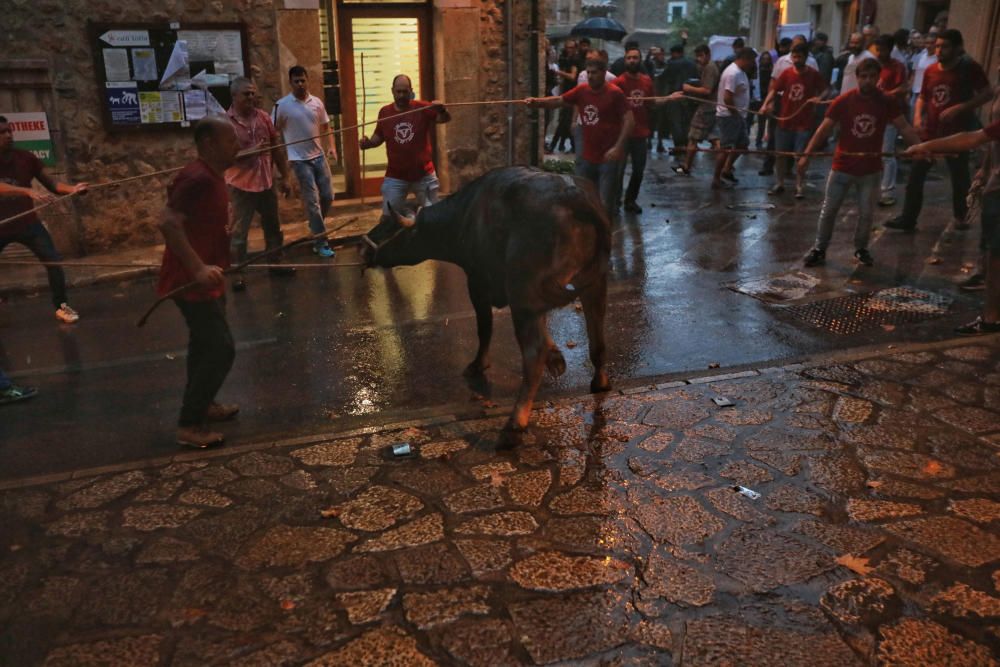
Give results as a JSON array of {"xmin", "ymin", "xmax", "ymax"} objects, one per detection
[
  {"xmin": 590, "ymin": 374, "xmax": 611, "ymax": 393},
  {"xmin": 545, "ymin": 348, "xmax": 567, "ymax": 378},
  {"xmin": 463, "ymin": 360, "xmax": 490, "ymax": 377}
]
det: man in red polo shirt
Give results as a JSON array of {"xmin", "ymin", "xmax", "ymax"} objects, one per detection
[
  {"xmin": 906, "ymin": 119, "xmax": 1000, "ymax": 335},
  {"xmin": 887, "ymin": 29, "xmax": 991, "ymax": 231},
  {"xmin": 797, "ymin": 58, "xmax": 920, "ymax": 268},
  {"xmin": 613, "ymin": 46, "xmax": 654, "ymax": 214},
  {"xmin": 761, "ymin": 43, "xmax": 826, "ymax": 198},
  {"xmin": 527, "ymin": 51, "xmax": 633, "ymax": 217},
  {"xmin": 873, "ymin": 34, "xmax": 910, "ymax": 207},
  {"xmin": 157, "ymin": 116, "xmax": 241, "ymax": 448},
  {"xmin": 361, "ymin": 74, "xmax": 451, "ymax": 215}
]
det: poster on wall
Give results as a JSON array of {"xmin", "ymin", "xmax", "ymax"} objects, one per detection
[
  {"xmin": 104, "ymin": 82, "xmax": 141, "ymax": 125},
  {"xmin": 2, "ymin": 112, "xmax": 57, "ymax": 166},
  {"xmin": 91, "ymin": 22, "xmax": 249, "ymax": 131}
]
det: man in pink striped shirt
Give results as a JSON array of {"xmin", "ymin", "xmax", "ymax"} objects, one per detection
[{"xmin": 226, "ymin": 77, "xmax": 295, "ymax": 292}]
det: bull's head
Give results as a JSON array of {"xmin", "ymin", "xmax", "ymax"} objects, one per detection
[{"xmin": 360, "ymin": 204, "xmax": 418, "ymax": 268}]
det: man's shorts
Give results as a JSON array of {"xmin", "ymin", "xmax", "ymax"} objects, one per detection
[
  {"xmin": 982, "ymin": 190, "xmax": 1000, "ymax": 252},
  {"xmin": 775, "ymin": 127, "xmax": 811, "ymax": 155},
  {"xmin": 717, "ymin": 114, "xmax": 749, "ymax": 149},
  {"xmin": 688, "ymin": 114, "xmax": 718, "ymax": 143}
]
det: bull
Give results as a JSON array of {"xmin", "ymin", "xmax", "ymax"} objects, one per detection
[{"xmin": 360, "ymin": 166, "xmax": 611, "ymax": 432}]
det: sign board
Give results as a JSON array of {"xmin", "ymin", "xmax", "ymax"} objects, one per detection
[
  {"xmin": 3, "ymin": 112, "xmax": 56, "ymax": 166},
  {"xmin": 89, "ymin": 21, "xmax": 250, "ymax": 132}
]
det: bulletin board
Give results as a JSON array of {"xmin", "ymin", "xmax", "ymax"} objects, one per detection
[{"xmin": 88, "ymin": 21, "xmax": 251, "ymax": 132}]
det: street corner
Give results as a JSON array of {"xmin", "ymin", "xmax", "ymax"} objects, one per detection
[{"xmin": 1, "ymin": 340, "xmax": 1000, "ymax": 664}]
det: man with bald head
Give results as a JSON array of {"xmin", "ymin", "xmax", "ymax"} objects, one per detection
[
  {"xmin": 839, "ymin": 32, "xmax": 875, "ymax": 93},
  {"xmin": 157, "ymin": 115, "xmax": 241, "ymax": 448},
  {"xmin": 361, "ymin": 74, "xmax": 451, "ymax": 214}
]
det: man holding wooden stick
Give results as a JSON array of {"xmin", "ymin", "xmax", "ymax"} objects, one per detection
[{"xmin": 157, "ymin": 116, "xmax": 241, "ymax": 449}]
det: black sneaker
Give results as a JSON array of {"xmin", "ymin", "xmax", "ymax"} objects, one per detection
[
  {"xmin": 955, "ymin": 317, "xmax": 1000, "ymax": 336},
  {"xmin": 803, "ymin": 248, "xmax": 826, "ymax": 267},
  {"xmin": 958, "ymin": 273, "xmax": 986, "ymax": 291},
  {"xmin": 0, "ymin": 384, "xmax": 37, "ymax": 405},
  {"xmin": 624, "ymin": 201, "xmax": 643, "ymax": 214},
  {"xmin": 854, "ymin": 248, "xmax": 874, "ymax": 266},
  {"xmin": 884, "ymin": 216, "xmax": 916, "ymax": 232},
  {"xmin": 722, "ymin": 171, "xmax": 738, "ymax": 183}
]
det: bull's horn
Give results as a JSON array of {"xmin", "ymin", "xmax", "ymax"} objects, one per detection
[{"xmin": 398, "ymin": 214, "xmax": 416, "ymax": 228}]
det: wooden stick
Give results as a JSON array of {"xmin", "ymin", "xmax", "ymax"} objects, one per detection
[{"xmin": 360, "ymin": 52, "xmax": 368, "ymax": 205}]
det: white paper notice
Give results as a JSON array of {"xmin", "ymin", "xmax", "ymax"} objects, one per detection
[
  {"xmin": 191, "ymin": 69, "xmax": 230, "ymax": 88},
  {"xmin": 160, "ymin": 92, "xmax": 184, "ymax": 122},
  {"xmin": 214, "ymin": 60, "xmax": 244, "ymax": 77},
  {"xmin": 103, "ymin": 49, "xmax": 130, "ymax": 81},
  {"xmin": 183, "ymin": 90, "xmax": 207, "ymax": 120},
  {"xmin": 159, "ymin": 40, "xmax": 191, "ymax": 90},
  {"xmin": 205, "ymin": 90, "xmax": 227, "ymax": 116},
  {"xmin": 131, "ymin": 48, "xmax": 158, "ymax": 81},
  {"xmin": 177, "ymin": 30, "xmax": 242, "ymax": 61}
]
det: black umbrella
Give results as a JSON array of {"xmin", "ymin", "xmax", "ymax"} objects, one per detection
[{"xmin": 570, "ymin": 16, "xmax": 627, "ymax": 42}]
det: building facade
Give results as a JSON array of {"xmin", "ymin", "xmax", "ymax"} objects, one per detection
[
  {"xmin": 742, "ymin": 0, "xmax": 1000, "ymax": 75},
  {"xmin": 1, "ymin": 0, "xmax": 545, "ymax": 254}
]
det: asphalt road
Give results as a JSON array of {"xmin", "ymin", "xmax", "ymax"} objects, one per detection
[{"xmin": 0, "ymin": 153, "xmax": 982, "ymax": 478}]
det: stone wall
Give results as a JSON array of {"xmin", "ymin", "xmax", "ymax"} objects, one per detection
[{"xmin": 2, "ymin": 0, "xmax": 543, "ymax": 254}]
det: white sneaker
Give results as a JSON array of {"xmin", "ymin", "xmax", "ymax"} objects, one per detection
[{"xmin": 55, "ymin": 303, "xmax": 79, "ymax": 324}]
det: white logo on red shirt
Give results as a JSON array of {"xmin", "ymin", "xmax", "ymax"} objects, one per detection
[
  {"xmin": 628, "ymin": 89, "xmax": 643, "ymax": 109},
  {"xmin": 581, "ymin": 104, "xmax": 600, "ymax": 126},
  {"xmin": 932, "ymin": 84, "xmax": 951, "ymax": 107},
  {"xmin": 788, "ymin": 83, "xmax": 805, "ymax": 102},
  {"xmin": 394, "ymin": 122, "xmax": 415, "ymax": 144},
  {"xmin": 851, "ymin": 113, "xmax": 877, "ymax": 139}
]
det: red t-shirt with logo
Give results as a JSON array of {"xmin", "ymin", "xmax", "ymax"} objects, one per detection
[
  {"xmin": 157, "ymin": 159, "xmax": 231, "ymax": 302},
  {"xmin": 920, "ymin": 60, "xmax": 990, "ymax": 138},
  {"xmin": 562, "ymin": 83, "xmax": 628, "ymax": 163},
  {"xmin": 773, "ymin": 66, "xmax": 826, "ymax": 132},
  {"xmin": 0, "ymin": 149, "xmax": 44, "ymax": 239},
  {"xmin": 877, "ymin": 59, "xmax": 908, "ymax": 96},
  {"xmin": 613, "ymin": 73, "xmax": 654, "ymax": 138},
  {"xmin": 985, "ymin": 119, "xmax": 1000, "ymax": 141},
  {"xmin": 826, "ymin": 89, "xmax": 902, "ymax": 176},
  {"xmin": 373, "ymin": 101, "xmax": 440, "ymax": 182}
]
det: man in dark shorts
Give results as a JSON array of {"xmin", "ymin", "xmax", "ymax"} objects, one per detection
[
  {"xmin": 157, "ymin": 116, "xmax": 241, "ymax": 448},
  {"xmin": 906, "ymin": 118, "xmax": 1000, "ymax": 334},
  {"xmin": 0, "ymin": 115, "xmax": 88, "ymax": 324},
  {"xmin": 713, "ymin": 47, "xmax": 756, "ymax": 189},
  {"xmin": 673, "ymin": 44, "xmax": 719, "ymax": 176}
]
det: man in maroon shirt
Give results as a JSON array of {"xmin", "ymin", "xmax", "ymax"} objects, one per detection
[
  {"xmin": 761, "ymin": 43, "xmax": 826, "ymax": 197},
  {"xmin": 887, "ymin": 29, "xmax": 991, "ymax": 231},
  {"xmin": 873, "ymin": 34, "xmax": 911, "ymax": 207},
  {"xmin": 527, "ymin": 52, "xmax": 634, "ymax": 217},
  {"xmin": 360, "ymin": 74, "xmax": 451, "ymax": 215},
  {"xmin": 158, "ymin": 116, "xmax": 241, "ymax": 448},
  {"xmin": 797, "ymin": 59, "xmax": 920, "ymax": 268},
  {"xmin": 0, "ymin": 116, "xmax": 87, "ymax": 324},
  {"xmin": 613, "ymin": 46, "xmax": 655, "ymax": 214},
  {"xmin": 906, "ymin": 119, "xmax": 1000, "ymax": 334}
]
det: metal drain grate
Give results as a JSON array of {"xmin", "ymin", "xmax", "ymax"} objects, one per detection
[
  {"xmin": 728, "ymin": 270, "xmax": 821, "ymax": 303},
  {"xmin": 784, "ymin": 286, "xmax": 953, "ymax": 335}
]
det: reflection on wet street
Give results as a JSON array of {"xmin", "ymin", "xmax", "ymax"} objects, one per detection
[
  {"xmin": 2, "ymin": 340, "xmax": 998, "ymax": 663},
  {"xmin": 0, "ymin": 153, "xmax": 985, "ymax": 478}
]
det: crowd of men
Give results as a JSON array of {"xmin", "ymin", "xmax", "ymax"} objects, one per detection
[
  {"xmin": 3, "ymin": 20, "xmax": 999, "ymax": 444},
  {"xmin": 536, "ymin": 22, "xmax": 997, "ymax": 339}
]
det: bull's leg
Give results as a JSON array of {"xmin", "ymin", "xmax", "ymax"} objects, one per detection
[
  {"xmin": 580, "ymin": 280, "xmax": 611, "ymax": 393},
  {"xmin": 544, "ymin": 333, "xmax": 566, "ymax": 378},
  {"xmin": 507, "ymin": 308, "xmax": 548, "ymax": 431},
  {"xmin": 463, "ymin": 275, "xmax": 493, "ymax": 377}
]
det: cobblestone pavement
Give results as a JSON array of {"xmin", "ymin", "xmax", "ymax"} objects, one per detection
[{"xmin": 3, "ymin": 340, "xmax": 1000, "ymax": 665}]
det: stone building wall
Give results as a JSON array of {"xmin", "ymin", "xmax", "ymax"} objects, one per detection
[{"xmin": 2, "ymin": 0, "xmax": 542, "ymax": 254}]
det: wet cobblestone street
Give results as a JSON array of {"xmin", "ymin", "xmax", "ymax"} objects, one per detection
[{"xmin": 3, "ymin": 339, "xmax": 1000, "ymax": 665}]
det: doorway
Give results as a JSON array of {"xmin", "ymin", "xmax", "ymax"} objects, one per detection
[{"xmin": 336, "ymin": 4, "xmax": 433, "ymax": 199}]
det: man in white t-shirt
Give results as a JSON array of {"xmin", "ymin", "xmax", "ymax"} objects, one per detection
[
  {"xmin": 273, "ymin": 66, "xmax": 337, "ymax": 257},
  {"xmin": 772, "ymin": 35, "xmax": 819, "ymax": 79},
  {"xmin": 840, "ymin": 33, "xmax": 875, "ymax": 93},
  {"xmin": 909, "ymin": 30, "xmax": 939, "ymax": 119},
  {"xmin": 713, "ymin": 47, "xmax": 755, "ymax": 189}
]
